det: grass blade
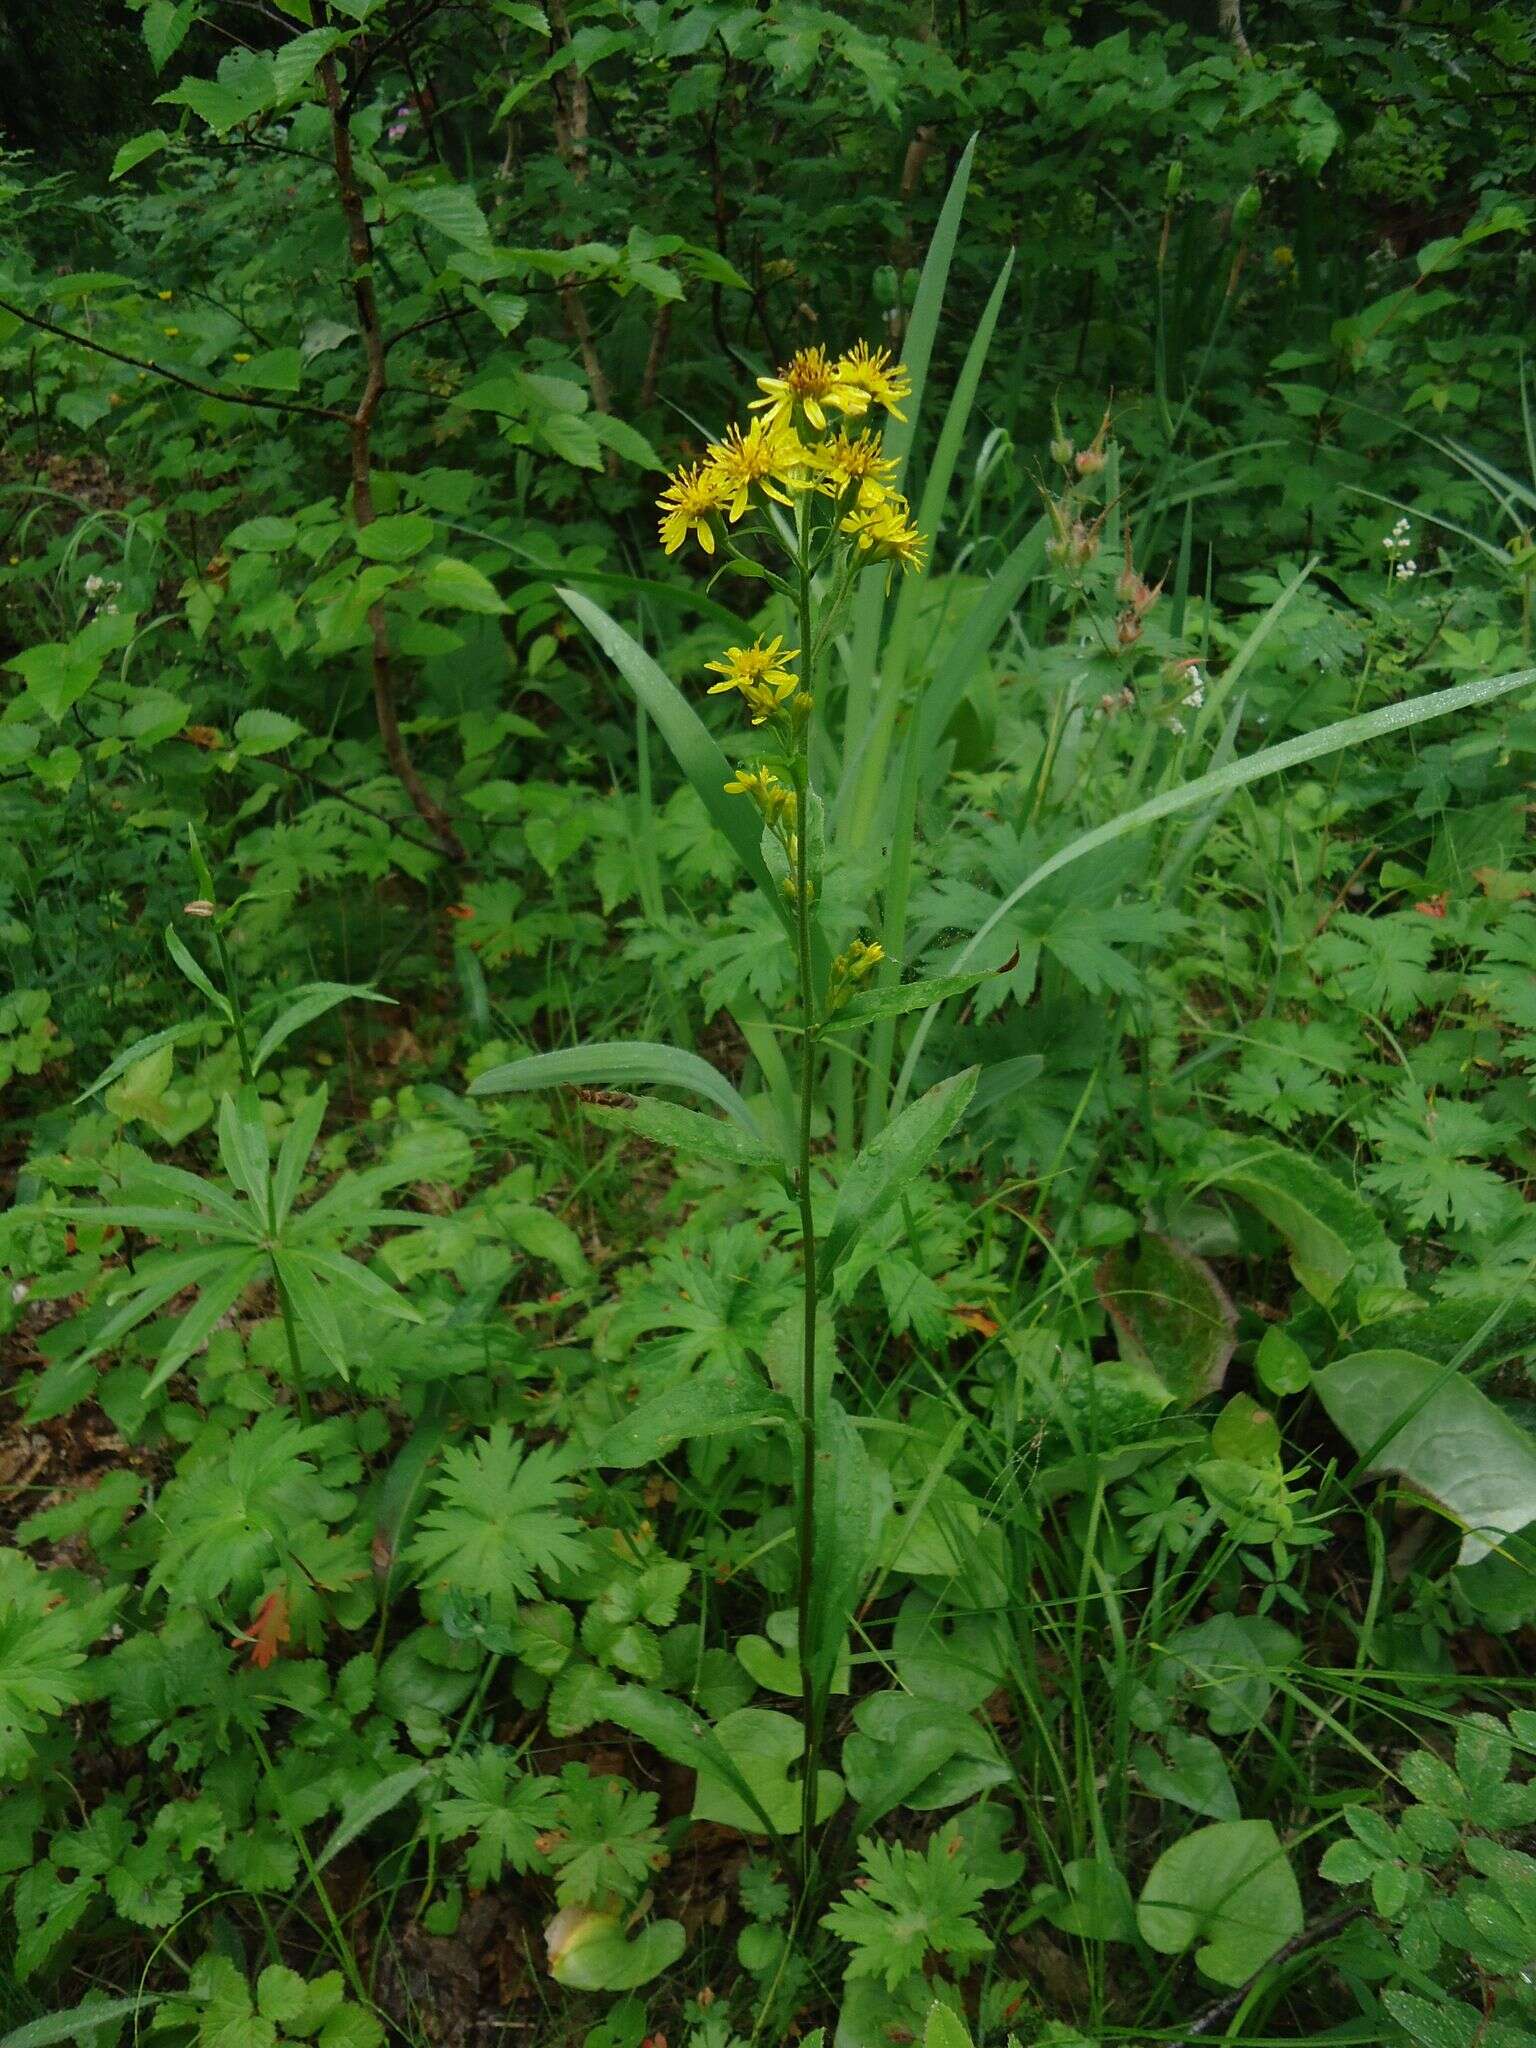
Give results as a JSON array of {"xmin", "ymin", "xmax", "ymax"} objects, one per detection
[
  {"xmin": 890, "ymin": 664, "xmax": 1536, "ymax": 1115},
  {"xmin": 560, "ymin": 585, "xmax": 789, "ymax": 935}
]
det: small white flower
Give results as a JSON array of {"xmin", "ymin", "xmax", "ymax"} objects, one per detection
[
  {"xmin": 1183, "ymin": 684, "xmax": 1204, "ymax": 708},
  {"xmin": 84, "ymin": 573, "xmax": 105, "ymax": 594},
  {"xmin": 1395, "ymin": 559, "xmax": 1417, "ymax": 580},
  {"xmin": 1165, "ymin": 715, "xmax": 1185, "ymax": 736}
]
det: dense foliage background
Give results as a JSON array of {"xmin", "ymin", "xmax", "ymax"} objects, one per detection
[{"xmin": 4, "ymin": 3, "xmax": 1536, "ymax": 2045}]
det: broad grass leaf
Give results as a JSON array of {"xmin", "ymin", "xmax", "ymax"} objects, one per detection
[
  {"xmin": 313, "ymin": 1765, "xmax": 430, "ymax": 1873},
  {"xmin": 1316, "ymin": 1350, "xmax": 1536, "ymax": 1565},
  {"xmin": 893, "ymin": 663, "xmax": 1536, "ymax": 1115},
  {"xmin": 1095, "ymin": 1234, "xmax": 1236, "ymax": 1405},
  {"xmin": 0, "ymin": 1997, "xmax": 148, "ymax": 2048},
  {"xmin": 589, "ymin": 1682, "xmax": 789, "ymax": 1854},
  {"xmin": 558, "ymin": 587, "xmax": 790, "ymax": 938},
  {"xmin": 468, "ymin": 1040, "xmax": 777, "ymax": 1153},
  {"xmin": 805, "ymin": 1400, "xmax": 887, "ymax": 1712},
  {"xmin": 690, "ymin": 1706, "xmax": 843, "ymax": 1835},
  {"xmin": 819, "ymin": 967, "xmax": 1007, "ymax": 1033},
  {"xmin": 250, "ymin": 981, "xmax": 391, "ymax": 1076},
  {"xmin": 1201, "ymin": 1140, "xmax": 1403, "ymax": 1306}
]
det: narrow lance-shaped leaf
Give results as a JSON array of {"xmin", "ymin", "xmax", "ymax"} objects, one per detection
[
  {"xmin": 164, "ymin": 925, "xmax": 231, "ymax": 1019},
  {"xmin": 818, "ymin": 960, "xmax": 1015, "ymax": 1033},
  {"xmin": 558, "ymin": 586, "xmax": 790, "ymax": 937},
  {"xmin": 592, "ymin": 1359, "xmax": 791, "ymax": 1469},
  {"xmin": 468, "ymin": 1040, "xmax": 778, "ymax": 1153},
  {"xmin": 270, "ymin": 1086, "xmax": 328, "ymax": 1232},
  {"xmin": 144, "ymin": 1253, "xmax": 266, "ymax": 1397},
  {"xmin": 250, "ymin": 981, "xmax": 392, "ymax": 1076},
  {"xmin": 582, "ymin": 1095, "xmax": 784, "ymax": 1174},
  {"xmin": 74, "ymin": 1021, "xmax": 205, "ymax": 1105},
  {"xmin": 217, "ymin": 1089, "xmax": 272, "ymax": 1216},
  {"xmin": 818, "ymin": 1067, "xmax": 978, "ymax": 1285}
]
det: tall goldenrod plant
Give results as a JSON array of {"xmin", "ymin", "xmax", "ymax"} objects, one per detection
[{"xmin": 656, "ymin": 344, "xmax": 924, "ymax": 1871}]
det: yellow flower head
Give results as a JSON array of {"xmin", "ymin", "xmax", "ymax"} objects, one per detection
[
  {"xmin": 829, "ymin": 937, "xmax": 886, "ymax": 1005},
  {"xmin": 706, "ymin": 635, "xmax": 800, "ymax": 725},
  {"xmin": 705, "ymin": 417, "xmax": 805, "ymax": 522},
  {"xmin": 657, "ymin": 460, "xmax": 731, "ymax": 556},
  {"xmin": 751, "ymin": 345, "xmax": 866, "ymax": 434},
  {"xmin": 157, "ymin": 290, "xmax": 173, "ymax": 302},
  {"xmin": 724, "ymin": 763, "xmax": 797, "ymax": 829},
  {"xmin": 840, "ymin": 492, "xmax": 926, "ymax": 577},
  {"xmin": 232, "ymin": 351, "xmax": 252, "ymax": 364},
  {"xmin": 834, "ymin": 341, "xmax": 911, "ymax": 422},
  {"xmin": 812, "ymin": 427, "xmax": 899, "ymax": 506}
]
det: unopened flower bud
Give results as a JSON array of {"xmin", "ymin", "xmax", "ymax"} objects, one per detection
[
  {"xmin": 1233, "ymin": 184, "xmax": 1261, "ymax": 235},
  {"xmin": 545, "ymin": 1907, "xmax": 619, "ymax": 1989},
  {"xmin": 1165, "ymin": 160, "xmax": 1183, "ymax": 202},
  {"xmin": 1068, "ymin": 520, "xmax": 1100, "ymax": 568},
  {"xmin": 1115, "ymin": 610, "xmax": 1142, "ymax": 648},
  {"xmin": 1050, "ymin": 435, "xmax": 1074, "ymax": 468},
  {"xmin": 1074, "ymin": 446, "xmax": 1105, "ymax": 478}
]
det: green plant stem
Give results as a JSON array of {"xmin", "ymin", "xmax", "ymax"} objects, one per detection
[
  {"xmin": 274, "ymin": 1265, "xmax": 313, "ymax": 1428},
  {"xmin": 792, "ymin": 530, "xmax": 822, "ymax": 1892}
]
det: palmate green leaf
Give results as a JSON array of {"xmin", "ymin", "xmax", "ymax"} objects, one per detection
[
  {"xmin": 818, "ymin": 1067, "xmax": 977, "ymax": 1284},
  {"xmin": 435, "ymin": 1748, "xmax": 559, "ymax": 1886},
  {"xmin": 892, "ymin": 663, "xmax": 1536, "ymax": 1115},
  {"xmin": 408, "ymin": 1426, "xmax": 586, "ymax": 1617},
  {"xmin": 823, "ymin": 1827, "xmax": 991, "ymax": 1992},
  {"xmin": 1316, "ymin": 1350, "xmax": 1536, "ymax": 1565},
  {"xmin": 0, "ymin": 1551, "xmax": 101, "ymax": 1783}
]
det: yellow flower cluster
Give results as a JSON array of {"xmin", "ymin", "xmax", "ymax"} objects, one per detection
[
  {"xmin": 654, "ymin": 341, "xmax": 922, "ymax": 575},
  {"xmin": 828, "ymin": 937, "xmax": 885, "ymax": 1008},
  {"xmin": 705, "ymin": 635, "xmax": 803, "ymax": 726},
  {"xmin": 723, "ymin": 763, "xmax": 796, "ymax": 831}
]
